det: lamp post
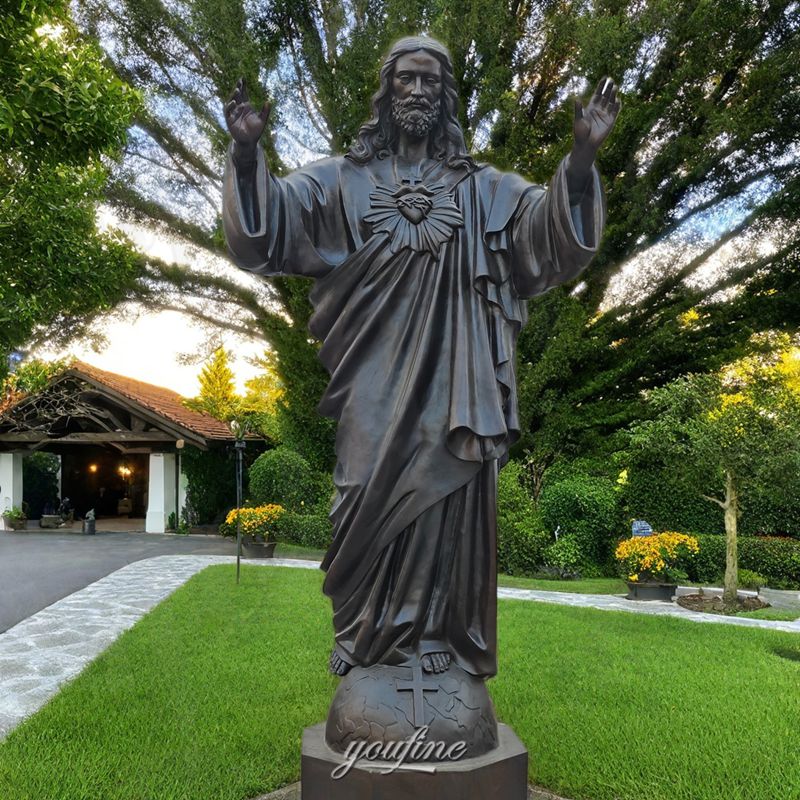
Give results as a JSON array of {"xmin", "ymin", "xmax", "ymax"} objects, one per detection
[{"xmin": 230, "ymin": 420, "xmax": 246, "ymax": 585}]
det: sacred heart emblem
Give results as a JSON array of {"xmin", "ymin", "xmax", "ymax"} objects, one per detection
[
  {"xmin": 365, "ymin": 181, "xmax": 464, "ymax": 255},
  {"xmin": 394, "ymin": 187, "xmax": 434, "ymax": 224}
]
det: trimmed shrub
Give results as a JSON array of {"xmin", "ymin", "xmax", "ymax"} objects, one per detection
[
  {"xmin": 542, "ymin": 535, "xmax": 583, "ymax": 578},
  {"xmin": 275, "ymin": 511, "xmax": 333, "ymax": 550},
  {"xmin": 688, "ymin": 534, "xmax": 726, "ymax": 583},
  {"xmin": 497, "ymin": 461, "xmax": 550, "ymax": 575},
  {"xmin": 688, "ymin": 534, "xmax": 800, "ymax": 589},
  {"xmin": 539, "ymin": 473, "xmax": 622, "ymax": 565},
  {"xmin": 624, "ymin": 459, "xmax": 722, "ymax": 535},
  {"xmin": 249, "ymin": 446, "xmax": 321, "ymax": 512},
  {"xmin": 737, "ymin": 569, "xmax": 768, "ymax": 590},
  {"xmin": 500, "ymin": 513, "xmax": 551, "ymax": 576}
]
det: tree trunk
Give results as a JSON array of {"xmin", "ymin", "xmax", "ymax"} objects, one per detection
[{"xmin": 722, "ymin": 471, "xmax": 739, "ymax": 608}]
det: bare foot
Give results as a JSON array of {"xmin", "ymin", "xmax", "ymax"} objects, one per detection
[
  {"xmin": 329, "ymin": 650, "xmax": 352, "ymax": 676},
  {"xmin": 421, "ymin": 651, "xmax": 451, "ymax": 674}
]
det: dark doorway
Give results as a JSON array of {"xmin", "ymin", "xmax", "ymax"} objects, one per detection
[{"xmin": 60, "ymin": 448, "xmax": 148, "ymax": 518}]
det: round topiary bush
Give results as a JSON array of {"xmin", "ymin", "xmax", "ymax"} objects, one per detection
[{"xmin": 248, "ymin": 446, "xmax": 320, "ymax": 512}]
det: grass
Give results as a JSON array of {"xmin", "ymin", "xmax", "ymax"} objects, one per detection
[
  {"xmin": 497, "ymin": 575, "xmax": 627, "ymax": 594},
  {"xmin": 2, "ymin": 565, "xmax": 799, "ymax": 800},
  {"xmin": 735, "ymin": 607, "xmax": 799, "ymax": 621},
  {"xmin": 273, "ymin": 542, "xmax": 327, "ymax": 560}
]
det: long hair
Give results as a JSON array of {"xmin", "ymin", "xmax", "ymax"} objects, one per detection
[{"xmin": 346, "ymin": 36, "xmax": 477, "ymax": 171}]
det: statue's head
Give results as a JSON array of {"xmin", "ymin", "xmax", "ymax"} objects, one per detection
[{"xmin": 347, "ymin": 36, "xmax": 475, "ymax": 169}]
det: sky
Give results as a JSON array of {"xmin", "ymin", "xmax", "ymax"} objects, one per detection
[{"xmin": 38, "ymin": 309, "xmax": 264, "ymax": 397}]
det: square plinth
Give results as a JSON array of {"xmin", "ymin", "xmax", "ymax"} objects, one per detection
[{"xmin": 301, "ymin": 721, "xmax": 528, "ymax": 800}]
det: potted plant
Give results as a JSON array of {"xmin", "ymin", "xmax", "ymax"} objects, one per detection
[
  {"xmin": 219, "ymin": 504, "xmax": 284, "ymax": 558},
  {"xmin": 2, "ymin": 505, "xmax": 27, "ymax": 531},
  {"xmin": 615, "ymin": 531, "xmax": 699, "ymax": 601}
]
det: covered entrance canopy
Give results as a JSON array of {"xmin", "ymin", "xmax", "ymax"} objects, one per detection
[{"xmin": 0, "ymin": 361, "xmax": 237, "ymax": 532}]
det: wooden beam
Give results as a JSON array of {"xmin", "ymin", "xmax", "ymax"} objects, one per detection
[
  {"xmin": 0, "ymin": 432, "xmax": 177, "ymax": 443},
  {"xmin": 64, "ymin": 370, "xmax": 205, "ymax": 444}
]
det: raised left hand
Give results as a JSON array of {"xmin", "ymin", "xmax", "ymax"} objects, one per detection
[{"xmin": 571, "ymin": 77, "xmax": 621, "ymax": 169}]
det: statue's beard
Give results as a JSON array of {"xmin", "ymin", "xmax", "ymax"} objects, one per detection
[{"xmin": 392, "ymin": 96, "xmax": 441, "ymax": 138}]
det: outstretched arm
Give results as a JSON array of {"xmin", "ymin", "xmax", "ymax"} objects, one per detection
[
  {"xmin": 509, "ymin": 78, "xmax": 620, "ymax": 297},
  {"xmin": 222, "ymin": 79, "xmax": 346, "ymax": 278},
  {"xmin": 566, "ymin": 78, "xmax": 621, "ymax": 207},
  {"xmin": 224, "ymin": 78, "xmax": 271, "ymax": 234}
]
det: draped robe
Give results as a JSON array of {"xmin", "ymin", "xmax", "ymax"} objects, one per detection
[{"xmin": 223, "ymin": 148, "xmax": 604, "ymax": 678}]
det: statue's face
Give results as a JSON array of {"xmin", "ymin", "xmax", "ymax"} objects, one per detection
[{"xmin": 390, "ymin": 50, "xmax": 442, "ymax": 137}]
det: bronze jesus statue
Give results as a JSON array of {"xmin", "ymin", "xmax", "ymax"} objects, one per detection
[{"xmin": 223, "ymin": 35, "xmax": 618, "ymax": 754}]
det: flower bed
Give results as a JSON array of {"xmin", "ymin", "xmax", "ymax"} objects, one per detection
[
  {"xmin": 218, "ymin": 504, "xmax": 284, "ymax": 541},
  {"xmin": 615, "ymin": 531, "xmax": 699, "ymax": 584}
]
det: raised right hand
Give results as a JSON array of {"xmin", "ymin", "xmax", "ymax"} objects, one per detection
[{"xmin": 224, "ymin": 78, "xmax": 271, "ymax": 150}]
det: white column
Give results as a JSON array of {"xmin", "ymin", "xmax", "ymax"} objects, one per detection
[
  {"xmin": 0, "ymin": 453, "xmax": 24, "ymax": 529},
  {"xmin": 145, "ymin": 453, "xmax": 176, "ymax": 533}
]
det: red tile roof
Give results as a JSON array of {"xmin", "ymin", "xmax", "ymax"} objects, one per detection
[{"xmin": 69, "ymin": 361, "xmax": 236, "ymax": 441}]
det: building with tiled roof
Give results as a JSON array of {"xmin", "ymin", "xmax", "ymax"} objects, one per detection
[{"xmin": 0, "ymin": 361, "xmax": 245, "ymax": 533}]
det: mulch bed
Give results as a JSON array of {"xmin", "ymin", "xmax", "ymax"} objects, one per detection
[{"xmin": 677, "ymin": 593, "xmax": 769, "ymax": 614}]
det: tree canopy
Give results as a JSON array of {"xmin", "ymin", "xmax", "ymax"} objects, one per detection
[
  {"xmin": 65, "ymin": 0, "xmax": 800, "ymax": 473},
  {"xmin": 0, "ymin": 1, "xmax": 141, "ymax": 375},
  {"xmin": 629, "ymin": 345, "xmax": 800, "ymax": 600}
]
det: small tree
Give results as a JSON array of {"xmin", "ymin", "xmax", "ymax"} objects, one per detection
[
  {"xmin": 630, "ymin": 348, "xmax": 800, "ymax": 606},
  {"xmin": 184, "ymin": 347, "xmax": 239, "ymax": 422}
]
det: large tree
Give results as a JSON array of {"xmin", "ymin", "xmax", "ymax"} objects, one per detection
[
  {"xmin": 630, "ymin": 347, "xmax": 800, "ymax": 605},
  {"xmin": 70, "ymin": 0, "xmax": 800, "ymax": 472},
  {"xmin": 0, "ymin": 0, "xmax": 140, "ymax": 376}
]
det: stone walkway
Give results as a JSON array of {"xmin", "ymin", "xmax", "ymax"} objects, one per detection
[
  {"xmin": 1, "ymin": 555, "xmax": 798, "ymax": 740},
  {"xmin": 497, "ymin": 586, "xmax": 800, "ymax": 633}
]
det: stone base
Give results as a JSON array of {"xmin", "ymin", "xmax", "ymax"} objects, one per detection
[{"xmin": 301, "ymin": 721, "xmax": 528, "ymax": 800}]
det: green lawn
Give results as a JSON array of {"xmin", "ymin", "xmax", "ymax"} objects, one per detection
[
  {"xmin": 2, "ymin": 565, "xmax": 798, "ymax": 800},
  {"xmin": 497, "ymin": 575, "xmax": 627, "ymax": 594},
  {"xmin": 735, "ymin": 607, "xmax": 799, "ymax": 621},
  {"xmin": 273, "ymin": 542, "xmax": 327, "ymax": 560}
]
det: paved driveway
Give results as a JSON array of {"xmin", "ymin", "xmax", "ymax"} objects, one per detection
[{"xmin": 0, "ymin": 530, "xmax": 237, "ymax": 633}]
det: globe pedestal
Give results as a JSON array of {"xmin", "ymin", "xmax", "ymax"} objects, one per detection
[
  {"xmin": 325, "ymin": 663, "xmax": 499, "ymax": 757},
  {"xmin": 301, "ymin": 662, "xmax": 528, "ymax": 799}
]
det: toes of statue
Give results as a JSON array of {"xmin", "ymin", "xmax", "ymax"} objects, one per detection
[
  {"xmin": 421, "ymin": 652, "xmax": 451, "ymax": 674},
  {"xmin": 329, "ymin": 650, "xmax": 352, "ymax": 676}
]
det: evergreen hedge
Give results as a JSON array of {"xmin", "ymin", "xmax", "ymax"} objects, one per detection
[
  {"xmin": 689, "ymin": 534, "xmax": 800, "ymax": 589},
  {"xmin": 626, "ymin": 460, "xmax": 800, "ymax": 537},
  {"xmin": 275, "ymin": 511, "xmax": 333, "ymax": 550},
  {"xmin": 496, "ymin": 461, "xmax": 550, "ymax": 575}
]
